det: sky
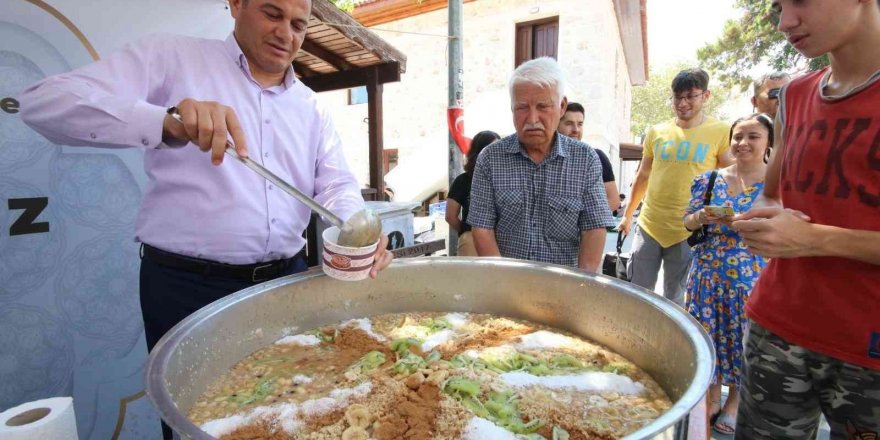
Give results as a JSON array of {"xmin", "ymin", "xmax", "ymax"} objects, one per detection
[{"xmin": 647, "ymin": 0, "xmax": 743, "ymax": 68}]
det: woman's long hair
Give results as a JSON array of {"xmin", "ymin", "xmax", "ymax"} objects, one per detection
[
  {"xmin": 729, "ymin": 113, "xmax": 774, "ymax": 163},
  {"xmin": 464, "ymin": 130, "xmax": 501, "ymax": 173}
]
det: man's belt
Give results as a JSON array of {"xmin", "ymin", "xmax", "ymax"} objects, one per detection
[{"xmin": 141, "ymin": 244, "xmax": 304, "ymax": 282}]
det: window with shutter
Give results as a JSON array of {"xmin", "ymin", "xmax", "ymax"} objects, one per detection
[{"xmin": 514, "ymin": 17, "xmax": 559, "ymax": 67}]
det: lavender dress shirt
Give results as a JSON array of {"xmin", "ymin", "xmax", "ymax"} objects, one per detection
[{"xmin": 19, "ymin": 33, "xmax": 364, "ymax": 264}]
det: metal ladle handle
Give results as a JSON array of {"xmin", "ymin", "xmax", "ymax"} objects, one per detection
[{"xmin": 167, "ymin": 109, "xmax": 344, "ymax": 228}]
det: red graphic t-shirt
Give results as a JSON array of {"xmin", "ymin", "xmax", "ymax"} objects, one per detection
[{"xmin": 746, "ymin": 68, "xmax": 880, "ymax": 370}]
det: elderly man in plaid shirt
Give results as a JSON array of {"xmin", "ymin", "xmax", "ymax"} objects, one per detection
[{"xmin": 467, "ymin": 57, "xmax": 615, "ymax": 271}]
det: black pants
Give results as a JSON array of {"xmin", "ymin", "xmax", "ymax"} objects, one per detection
[{"xmin": 139, "ymin": 250, "xmax": 307, "ymax": 438}]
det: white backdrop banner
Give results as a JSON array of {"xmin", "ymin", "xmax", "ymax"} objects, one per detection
[{"xmin": 1, "ymin": 1, "xmax": 233, "ymax": 438}]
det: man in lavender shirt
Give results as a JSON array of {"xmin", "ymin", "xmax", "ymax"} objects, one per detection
[{"xmin": 20, "ymin": 1, "xmax": 391, "ymax": 431}]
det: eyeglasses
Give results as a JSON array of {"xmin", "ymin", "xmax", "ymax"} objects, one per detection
[
  {"xmin": 767, "ymin": 88, "xmax": 781, "ymax": 99},
  {"xmin": 671, "ymin": 92, "xmax": 705, "ymax": 103}
]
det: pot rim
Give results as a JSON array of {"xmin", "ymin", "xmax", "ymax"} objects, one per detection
[{"xmin": 145, "ymin": 257, "xmax": 714, "ymax": 440}]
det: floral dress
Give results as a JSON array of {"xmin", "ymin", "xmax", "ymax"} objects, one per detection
[{"xmin": 684, "ymin": 171, "xmax": 768, "ymax": 386}]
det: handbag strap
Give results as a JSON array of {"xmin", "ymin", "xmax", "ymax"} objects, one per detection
[
  {"xmin": 616, "ymin": 230, "xmax": 626, "ymax": 253},
  {"xmin": 703, "ymin": 170, "xmax": 718, "ymax": 207}
]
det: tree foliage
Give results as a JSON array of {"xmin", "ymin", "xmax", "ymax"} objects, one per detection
[
  {"xmin": 697, "ymin": 0, "xmax": 829, "ymax": 90},
  {"xmin": 631, "ymin": 63, "xmax": 732, "ymax": 139},
  {"xmin": 329, "ymin": 0, "xmax": 355, "ymax": 13}
]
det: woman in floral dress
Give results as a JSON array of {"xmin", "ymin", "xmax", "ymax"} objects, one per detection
[{"xmin": 681, "ymin": 114, "xmax": 772, "ymax": 435}]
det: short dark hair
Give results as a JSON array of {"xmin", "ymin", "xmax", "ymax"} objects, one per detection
[
  {"xmin": 671, "ymin": 68, "xmax": 710, "ymax": 94},
  {"xmin": 464, "ymin": 130, "xmax": 501, "ymax": 173},
  {"xmin": 730, "ymin": 113, "xmax": 774, "ymax": 163},
  {"xmin": 565, "ymin": 102, "xmax": 585, "ymax": 115},
  {"xmin": 752, "ymin": 71, "xmax": 791, "ymax": 96}
]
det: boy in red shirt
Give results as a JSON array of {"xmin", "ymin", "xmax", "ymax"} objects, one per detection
[{"xmin": 732, "ymin": 0, "xmax": 880, "ymax": 438}]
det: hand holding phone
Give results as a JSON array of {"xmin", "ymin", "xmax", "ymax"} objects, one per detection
[{"xmin": 704, "ymin": 205, "xmax": 735, "ymax": 218}]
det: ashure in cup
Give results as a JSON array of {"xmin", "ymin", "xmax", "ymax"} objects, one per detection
[{"xmin": 322, "ymin": 226, "xmax": 379, "ymax": 281}]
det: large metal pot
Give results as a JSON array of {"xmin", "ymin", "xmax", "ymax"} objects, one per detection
[{"xmin": 146, "ymin": 258, "xmax": 713, "ymax": 439}]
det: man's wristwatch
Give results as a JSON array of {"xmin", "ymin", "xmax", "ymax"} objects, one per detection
[
  {"xmin": 167, "ymin": 106, "xmax": 182, "ymax": 120},
  {"xmin": 160, "ymin": 106, "xmax": 187, "ymax": 149}
]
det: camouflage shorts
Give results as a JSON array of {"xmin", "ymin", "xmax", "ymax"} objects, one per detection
[{"xmin": 735, "ymin": 321, "xmax": 880, "ymax": 440}]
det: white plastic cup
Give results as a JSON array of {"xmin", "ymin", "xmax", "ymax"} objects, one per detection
[{"xmin": 321, "ymin": 226, "xmax": 379, "ymax": 281}]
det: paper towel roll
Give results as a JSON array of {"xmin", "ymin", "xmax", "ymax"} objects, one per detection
[{"xmin": 0, "ymin": 397, "xmax": 79, "ymax": 440}]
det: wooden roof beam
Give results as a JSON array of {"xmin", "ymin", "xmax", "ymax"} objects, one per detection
[
  {"xmin": 300, "ymin": 39, "xmax": 355, "ymax": 71},
  {"xmin": 293, "ymin": 61, "xmax": 320, "ymax": 78},
  {"xmin": 353, "ymin": 0, "xmax": 476, "ymax": 27},
  {"xmin": 300, "ymin": 62, "xmax": 400, "ymax": 93}
]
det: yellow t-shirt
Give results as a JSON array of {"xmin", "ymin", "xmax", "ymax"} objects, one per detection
[{"xmin": 639, "ymin": 117, "xmax": 731, "ymax": 247}]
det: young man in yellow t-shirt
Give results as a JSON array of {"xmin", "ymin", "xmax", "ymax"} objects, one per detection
[{"xmin": 619, "ymin": 68, "xmax": 733, "ymax": 306}]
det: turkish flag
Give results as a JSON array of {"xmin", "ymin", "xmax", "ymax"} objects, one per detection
[{"xmin": 447, "ymin": 107, "xmax": 471, "ymax": 154}]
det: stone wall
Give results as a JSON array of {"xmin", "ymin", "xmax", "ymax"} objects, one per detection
[{"xmin": 317, "ymin": 0, "xmax": 637, "ymax": 196}]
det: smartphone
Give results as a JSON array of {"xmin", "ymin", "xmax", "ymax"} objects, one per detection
[{"xmin": 704, "ymin": 205, "xmax": 735, "ymax": 218}]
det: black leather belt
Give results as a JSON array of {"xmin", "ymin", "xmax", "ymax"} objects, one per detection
[{"xmin": 141, "ymin": 244, "xmax": 304, "ymax": 282}]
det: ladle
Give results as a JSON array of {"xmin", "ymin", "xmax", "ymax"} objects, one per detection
[{"xmin": 168, "ymin": 110, "xmax": 383, "ymax": 248}]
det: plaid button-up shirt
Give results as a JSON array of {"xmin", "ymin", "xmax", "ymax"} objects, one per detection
[{"xmin": 467, "ymin": 133, "xmax": 614, "ymax": 267}]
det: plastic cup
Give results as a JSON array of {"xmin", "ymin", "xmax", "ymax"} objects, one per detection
[{"xmin": 321, "ymin": 226, "xmax": 379, "ymax": 281}]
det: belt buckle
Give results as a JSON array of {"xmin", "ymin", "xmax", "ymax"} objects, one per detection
[{"xmin": 251, "ymin": 263, "xmax": 274, "ymax": 282}]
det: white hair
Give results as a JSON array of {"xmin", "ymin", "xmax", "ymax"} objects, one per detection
[{"xmin": 508, "ymin": 57, "xmax": 566, "ymax": 103}]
